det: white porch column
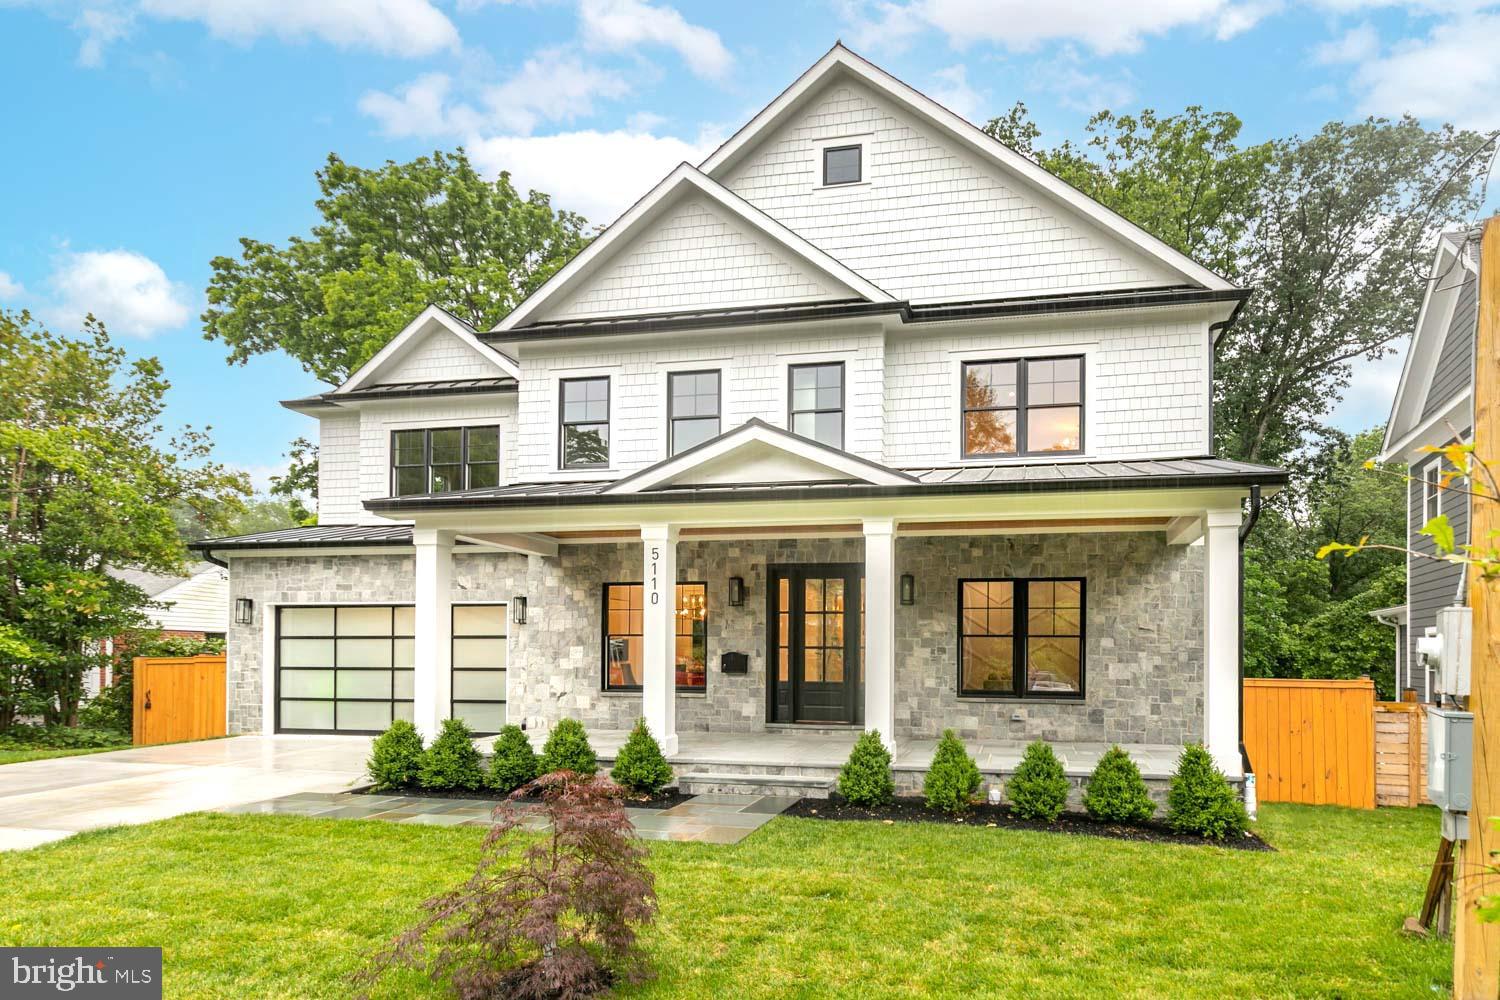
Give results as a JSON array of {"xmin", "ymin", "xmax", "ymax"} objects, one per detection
[
  {"xmin": 413, "ymin": 528, "xmax": 455, "ymax": 742},
  {"xmin": 863, "ymin": 518, "xmax": 897, "ymax": 754},
  {"xmin": 1202, "ymin": 509, "xmax": 1242, "ymax": 779},
  {"xmin": 641, "ymin": 523, "xmax": 679, "ymax": 755}
]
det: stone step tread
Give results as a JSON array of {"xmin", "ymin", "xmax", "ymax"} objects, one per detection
[{"xmin": 678, "ymin": 771, "xmax": 833, "ymax": 787}]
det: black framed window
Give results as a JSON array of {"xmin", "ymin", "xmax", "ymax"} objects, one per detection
[
  {"xmin": 391, "ymin": 426, "xmax": 500, "ymax": 496},
  {"xmin": 452, "ymin": 604, "xmax": 507, "ymax": 735},
  {"xmin": 962, "ymin": 356, "xmax": 1083, "ymax": 457},
  {"xmin": 602, "ymin": 582, "xmax": 708, "ymax": 691},
  {"xmin": 823, "ymin": 144, "xmax": 862, "ymax": 185},
  {"xmin": 789, "ymin": 362, "xmax": 844, "ymax": 449},
  {"xmin": 959, "ymin": 578, "xmax": 1085, "ymax": 698},
  {"xmin": 668, "ymin": 370, "xmax": 721, "ymax": 455},
  {"xmin": 276, "ymin": 605, "xmax": 414, "ymax": 734},
  {"xmin": 561, "ymin": 376, "xmax": 610, "ymax": 469}
]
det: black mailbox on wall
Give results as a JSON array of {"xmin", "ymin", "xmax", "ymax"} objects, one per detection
[{"xmin": 720, "ymin": 651, "xmax": 749, "ymax": 674}]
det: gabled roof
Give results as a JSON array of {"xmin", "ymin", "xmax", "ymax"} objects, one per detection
[
  {"xmin": 338, "ymin": 305, "xmax": 520, "ymax": 394},
  {"xmin": 1380, "ymin": 229, "xmax": 1480, "ymax": 461},
  {"xmin": 603, "ymin": 418, "xmax": 918, "ymax": 494},
  {"xmin": 493, "ymin": 163, "xmax": 893, "ymax": 332},
  {"xmin": 699, "ymin": 43, "xmax": 1234, "ymax": 296}
]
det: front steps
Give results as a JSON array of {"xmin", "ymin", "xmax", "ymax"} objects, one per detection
[{"xmin": 677, "ymin": 769, "xmax": 835, "ymax": 798}]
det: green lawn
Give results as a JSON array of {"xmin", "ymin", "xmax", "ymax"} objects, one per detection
[
  {"xmin": 0, "ymin": 804, "xmax": 1449, "ymax": 998},
  {"xmin": 0, "ymin": 745, "xmax": 126, "ymax": 765}
]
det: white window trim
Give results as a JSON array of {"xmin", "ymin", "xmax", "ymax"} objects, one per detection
[
  {"xmin": 811, "ymin": 133, "xmax": 874, "ymax": 192},
  {"xmin": 384, "ymin": 418, "xmax": 505, "ymax": 496},
  {"xmin": 948, "ymin": 343, "xmax": 1098, "ymax": 463},
  {"xmin": 1422, "ymin": 457, "xmax": 1443, "ymax": 522},
  {"xmin": 546, "ymin": 364, "xmax": 622, "ymax": 477},
  {"xmin": 657, "ymin": 357, "xmax": 734, "ymax": 460}
]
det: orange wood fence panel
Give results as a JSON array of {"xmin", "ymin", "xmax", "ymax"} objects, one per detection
[
  {"xmin": 1373, "ymin": 701, "xmax": 1432, "ymax": 807},
  {"xmin": 132, "ymin": 655, "xmax": 227, "ymax": 746},
  {"xmin": 1243, "ymin": 677, "xmax": 1377, "ymax": 809}
]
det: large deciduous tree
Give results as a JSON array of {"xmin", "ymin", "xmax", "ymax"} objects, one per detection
[
  {"xmin": 203, "ymin": 149, "xmax": 592, "ymax": 386},
  {"xmin": 0, "ymin": 311, "xmax": 248, "ymax": 728}
]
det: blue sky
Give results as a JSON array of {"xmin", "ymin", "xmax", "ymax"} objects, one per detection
[{"xmin": 3, "ymin": 0, "xmax": 1498, "ymax": 489}]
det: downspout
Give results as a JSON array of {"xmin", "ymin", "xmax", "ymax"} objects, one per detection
[{"xmin": 1237, "ymin": 484, "xmax": 1264, "ymax": 782}]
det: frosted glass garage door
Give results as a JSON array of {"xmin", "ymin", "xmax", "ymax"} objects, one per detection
[
  {"xmin": 277, "ymin": 605, "xmax": 415, "ymax": 733},
  {"xmin": 452, "ymin": 604, "xmax": 507, "ymax": 735}
]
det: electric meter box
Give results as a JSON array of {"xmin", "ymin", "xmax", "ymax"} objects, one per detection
[{"xmin": 1427, "ymin": 706, "xmax": 1474, "ymax": 813}]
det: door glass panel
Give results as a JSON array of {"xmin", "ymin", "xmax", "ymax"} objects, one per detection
[
  {"xmin": 393, "ymin": 701, "xmax": 414, "ymax": 723},
  {"xmin": 825, "ymin": 650, "xmax": 845, "ymax": 682},
  {"xmin": 393, "ymin": 638, "xmax": 414, "ymax": 669},
  {"xmin": 337, "ymin": 701, "xmax": 393, "ymax": 732},
  {"xmin": 279, "ymin": 639, "xmax": 334, "ymax": 668},
  {"xmin": 804, "ymin": 578, "xmax": 823, "ymax": 612},
  {"xmin": 393, "ymin": 606, "xmax": 416, "ymax": 635},
  {"xmin": 281, "ymin": 700, "xmax": 335, "ymax": 730},
  {"xmin": 454, "ymin": 605, "xmax": 507, "ymax": 636},
  {"xmin": 454, "ymin": 638, "xmax": 506, "ymax": 668},
  {"xmin": 337, "ymin": 606, "xmax": 392, "ymax": 636},
  {"xmin": 453, "ymin": 670, "xmax": 505, "ymax": 701},
  {"xmin": 393, "ymin": 670, "xmax": 415, "ymax": 699},
  {"xmin": 454, "ymin": 702, "xmax": 506, "ymax": 733},
  {"xmin": 280, "ymin": 607, "xmax": 334, "ymax": 636},
  {"xmin": 803, "ymin": 649, "xmax": 823, "ymax": 682},
  {"xmin": 337, "ymin": 670, "xmax": 392, "ymax": 699},
  {"xmin": 280, "ymin": 670, "xmax": 333, "ymax": 698},
  {"xmin": 337, "ymin": 638, "xmax": 391, "ymax": 669}
]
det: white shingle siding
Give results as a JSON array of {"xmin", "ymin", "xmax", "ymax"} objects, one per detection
[
  {"xmin": 375, "ymin": 332, "xmax": 505, "ymax": 384},
  {"xmin": 515, "ymin": 326, "xmax": 886, "ymax": 477},
  {"xmin": 317, "ymin": 411, "xmax": 363, "ymax": 522},
  {"xmin": 545, "ymin": 199, "xmax": 850, "ymax": 321},
  {"xmin": 883, "ymin": 316, "xmax": 1211, "ymax": 464},
  {"xmin": 722, "ymin": 78, "xmax": 1181, "ymax": 302},
  {"xmin": 152, "ymin": 569, "xmax": 230, "ymax": 633}
]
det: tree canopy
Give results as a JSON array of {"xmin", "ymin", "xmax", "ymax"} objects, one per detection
[
  {"xmin": 0, "ymin": 310, "xmax": 248, "ymax": 727},
  {"xmin": 203, "ymin": 149, "xmax": 593, "ymax": 386}
]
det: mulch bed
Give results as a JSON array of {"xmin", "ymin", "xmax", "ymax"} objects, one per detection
[
  {"xmin": 782, "ymin": 796, "xmax": 1274, "ymax": 851},
  {"xmin": 356, "ymin": 784, "xmax": 692, "ymax": 809}
]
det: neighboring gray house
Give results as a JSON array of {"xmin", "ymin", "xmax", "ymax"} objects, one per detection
[
  {"xmin": 195, "ymin": 44, "xmax": 1285, "ymax": 790},
  {"xmin": 1379, "ymin": 228, "xmax": 1478, "ymax": 702}
]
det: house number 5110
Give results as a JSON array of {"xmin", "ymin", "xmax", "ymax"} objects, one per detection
[{"xmin": 649, "ymin": 546, "xmax": 661, "ymax": 605}]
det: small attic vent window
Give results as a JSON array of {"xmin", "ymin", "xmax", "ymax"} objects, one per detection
[{"xmin": 823, "ymin": 144, "xmax": 862, "ymax": 186}]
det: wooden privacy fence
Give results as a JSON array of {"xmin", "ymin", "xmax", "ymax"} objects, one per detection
[
  {"xmin": 132, "ymin": 654, "xmax": 226, "ymax": 746},
  {"xmin": 1243, "ymin": 677, "xmax": 1377, "ymax": 809},
  {"xmin": 1374, "ymin": 701, "xmax": 1431, "ymax": 808}
]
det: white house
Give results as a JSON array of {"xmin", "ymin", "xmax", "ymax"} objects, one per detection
[
  {"xmin": 197, "ymin": 44, "xmax": 1284, "ymax": 791},
  {"xmin": 96, "ymin": 561, "xmax": 229, "ymax": 695}
]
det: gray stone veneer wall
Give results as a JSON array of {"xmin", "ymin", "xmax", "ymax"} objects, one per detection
[{"xmin": 226, "ymin": 532, "xmax": 1202, "ymax": 745}]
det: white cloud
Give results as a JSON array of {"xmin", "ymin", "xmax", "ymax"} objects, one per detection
[
  {"xmin": 47, "ymin": 249, "xmax": 191, "ymax": 338},
  {"xmin": 468, "ymin": 129, "xmax": 718, "ymax": 222},
  {"xmin": 1036, "ymin": 46, "xmax": 1137, "ymax": 112},
  {"xmin": 928, "ymin": 64, "xmax": 985, "ymax": 122},
  {"xmin": 359, "ymin": 73, "xmax": 479, "ymax": 139},
  {"xmin": 1312, "ymin": 22, "xmax": 1379, "ymax": 64},
  {"xmin": 841, "ymin": 0, "xmax": 1275, "ymax": 55},
  {"xmin": 1345, "ymin": 12, "xmax": 1500, "ymax": 129},
  {"xmin": 73, "ymin": 5, "xmax": 135, "ymax": 66},
  {"xmin": 0, "ymin": 272, "xmax": 23, "ymax": 299},
  {"xmin": 577, "ymin": 0, "xmax": 732, "ymax": 78}
]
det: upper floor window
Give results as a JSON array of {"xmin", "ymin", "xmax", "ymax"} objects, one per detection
[
  {"xmin": 823, "ymin": 144, "xmax": 862, "ymax": 185},
  {"xmin": 560, "ymin": 376, "xmax": 610, "ymax": 469},
  {"xmin": 789, "ymin": 362, "xmax": 844, "ymax": 449},
  {"xmin": 669, "ymin": 370, "xmax": 721, "ymax": 455},
  {"xmin": 962, "ymin": 356, "xmax": 1083, "ymax": 458},
  {"xmin": 391, "ymin": 425, "xmax": 499, "ymax": 496}
]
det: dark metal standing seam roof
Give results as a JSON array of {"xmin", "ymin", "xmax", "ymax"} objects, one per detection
[
  {"xmin": 194, "ymin": 524, "xmax": 416, "ymax": 551},
  {"xmin": 282, "ymin": 377, "xmax": 518, "ymax": 409}
]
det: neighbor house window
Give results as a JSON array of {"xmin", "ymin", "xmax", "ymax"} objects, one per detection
[
  {"xmin": 959, "ymin": 578, "xmax": 1085, "ymax": 698},
  {"xmin": 1423, "ymin": 458, "xmax": 1443, "ymax": 522},
  {"xmin": 962, "ymin": 357, "xmax": 1083, "ymax": 457},
  {"xmin": 823, "ymin": 144, "xmax": 862, "ymax": 185},
  {"xmin": 391, "ymin": 426, "xmax": 500, "ymax": 496},
  {"xmin": 602, "ymin": 582, "xmax": 708, "ymax": 691},
  {"xmin": 668, "ymin": 370, "xmax": 721, "ymax": 455},
  {"xmin": 789, "ymin": 362, "xmax": 844, "ymax": 449},
  {"xmin": 560, "ymin": 376, "xmax": 610, "ymax": 469}
]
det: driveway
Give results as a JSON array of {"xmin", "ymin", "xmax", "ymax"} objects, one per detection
[{"xmin": 0, "ymin": 735, "xmax": 372, "ymax": 851}]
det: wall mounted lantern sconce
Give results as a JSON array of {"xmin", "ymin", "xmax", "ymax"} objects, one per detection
[
  {"xmin": 512, "ymin": 596, "xmax": 528, "ymax": 625},
  {"xmin": 728, "ymin": 576, "xmax": 745, "ymax": 607},
  {"xmin": 899, "ymin": 574, "xmax": 916, "ymax": 606},
  {"xmin": 234, "ymin": 597, "xmax": 254, "ymax": 625}
]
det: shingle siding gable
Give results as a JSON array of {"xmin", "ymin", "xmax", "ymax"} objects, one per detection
[
  {"xmin": 378, "ymin": 331, "xmax": 504, "ymax": 384},
  {"xmin": 545, "ymin": 199, "xmax": 849, "ymax": 321},
  {"xmin": 721, "ymin": 78, "xmax": 1182, "ymax": 302}
]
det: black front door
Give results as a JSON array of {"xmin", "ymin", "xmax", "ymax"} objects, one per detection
[{"xmin": 768, "ymin": 563, "xmax": 862, "ymax": 724}]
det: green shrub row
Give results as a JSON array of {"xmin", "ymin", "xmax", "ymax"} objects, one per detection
[
  {"xmin": 366, "ymin": 716, "xmax": 677, "ymax": 796},
  {"xmin": 837, "ymin": 730, "xmax": 1247, "ymax": 839}
]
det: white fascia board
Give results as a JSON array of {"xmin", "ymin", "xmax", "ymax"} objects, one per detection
[
  {"xmin": 1382, "ymin": 240, "xmax": 1453, "ymax": 454},
  {"xmin": 493, "ymin": 164, "xmax": 892, "ymax": 332},
  {"xmin": 337, "ymin": 305, "xmax": 519, "ymax": 393},
  {"xmin": 1380, "ymin": 388, "xmax": 1473, "ymax": 465},
  {"xmin": 698, "ymin": 43, "xmax": 1234, "ymax": 294},
  {"xmin": 604, "ymin": 420, "xmax": 917, "ymax": 494}
]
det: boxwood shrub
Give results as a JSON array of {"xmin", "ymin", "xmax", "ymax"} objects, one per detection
[
  {"xmin": 838, "ymin": 730, "xmax": 895, "ymax": 807},
  {"xmin": 610, "ymin": 718, "xmax": 674, "ymax": 795},
  {"xmin": 1167, "ymin": 744, "xmax": 1249, "ymax": 840},
  {"xmin": 1008, "ymin": 740, "xmax": 1070, "ymax": 822},
  {"xmin": 488, "ymin": 724, "xmax": 540, "ymax": 793},
  {"xmin": 418, "ymin": 718, "xmax": 485, "ymax": 791},
  {"xmin": 1083, "ymin": 745, "xmax": 1155, "ymax": 824},
  {"xmin": 923, "ymin": 729, "xmax": 981, "ymax": 814},
  {"xmin": 539, "ymin": 718, "xmax": 598, "ymax": 776},
  {"xmin": 367, "ymin": 719, "xmax": 424, "ymax": 791}
]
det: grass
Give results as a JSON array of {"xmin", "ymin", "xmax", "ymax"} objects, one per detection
[
  {"xmin": 0, "ymin": 745, "xmax": 126, "ymax": 765},
  {"xmin": 0, "ymin": 804, "xmax": 1450, "ymax": 998}
]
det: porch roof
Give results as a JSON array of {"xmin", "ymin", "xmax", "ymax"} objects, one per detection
[{"xmin": 362, "ymin": 455, "xmax": 1286, "ymax": 514}]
